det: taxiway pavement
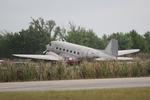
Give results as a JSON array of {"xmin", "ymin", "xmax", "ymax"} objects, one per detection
[{"xmin": 0, "ymin": 77, "xmax": 150, "ymax": 92}]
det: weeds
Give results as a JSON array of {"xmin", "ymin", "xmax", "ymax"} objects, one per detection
[{"xmin": 0, "ymin": 60, "xmax": 150, "ymax": 82}]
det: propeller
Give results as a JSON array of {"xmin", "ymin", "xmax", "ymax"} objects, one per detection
[
  {"xmin": 43, "ymin": 49, "xmax": 48, "ymax": 55},
  {"xmin": 43, "ymin": 43, "xmax": 51, "ymax": 55}
]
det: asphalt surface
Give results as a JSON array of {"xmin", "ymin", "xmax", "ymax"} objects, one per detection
[{"xmin": 0, "ymin": 77, "xmax": 150, "ymax": 92}]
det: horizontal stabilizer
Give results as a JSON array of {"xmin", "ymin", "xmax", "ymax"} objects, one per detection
[{"xmin": 118, "ymin": 49, "xmax": 140, "ymax": 56}]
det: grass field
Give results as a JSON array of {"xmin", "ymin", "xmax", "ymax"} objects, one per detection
[
  {"xmin": 0, "ymin": 87, "xmax": 150, "ymax": 100},
  {"xmin": 0, "ymin": 60, "xmax": 150, "ymax": 82}
]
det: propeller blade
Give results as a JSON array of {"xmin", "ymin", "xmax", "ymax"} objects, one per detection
[{"xmin": 43, "ymin": 49, "xmax": 48, "ymax": 54}]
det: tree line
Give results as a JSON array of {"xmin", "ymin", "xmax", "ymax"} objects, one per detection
[{"xmin": 0, "ymin": 18, "xmax": 150, "ymax": 58}]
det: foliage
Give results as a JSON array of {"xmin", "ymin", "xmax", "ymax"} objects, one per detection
[
  {"xmin": 144, "ymin": 31, "xmax": 150, "ymax": 51},
  {"xmin": 0, "ymin": 18, "xmax": 64, "ymax": 58},
  {"xmin": 108, "ymin": 32, "xmax": 133, "ymax": 49},
  {"xmin": 65, "ymin": 23, "xmax": 102, "ymax": 49},
  {"xmin": 129, "ymin": 30, "xmax": 149, "ymax": 52}
]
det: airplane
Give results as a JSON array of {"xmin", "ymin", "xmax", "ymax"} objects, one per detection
[{"xmin": 13, "ymin": 39, "xmax": 140, "ymax": 63}]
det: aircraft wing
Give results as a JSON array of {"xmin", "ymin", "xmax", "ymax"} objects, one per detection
[
  {"xmin": 13, "ymin": 54, "xmax": 63, "ymax": 61},
  {"xmin": 118, "ymin": 49, "xmax": 140, "ymax": 56}
]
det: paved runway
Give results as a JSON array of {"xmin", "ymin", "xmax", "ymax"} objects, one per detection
[{"xmin": 0, "ymin": 77, "xmax": 150, "ymax": 92}]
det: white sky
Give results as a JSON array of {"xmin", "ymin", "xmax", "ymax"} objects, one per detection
[{"xmin": 0, "ymin": 0, "xmax": 150, "ymax": 36}]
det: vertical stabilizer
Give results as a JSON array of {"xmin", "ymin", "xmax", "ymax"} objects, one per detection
[{"xmin": 105, "ymin": 39, "xmax": 118, "ymax": 56}]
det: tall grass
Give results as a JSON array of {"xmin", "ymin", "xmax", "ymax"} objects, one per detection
[{"xmin": 0, "ymin": 60, "xmax": 150, "ymax": 82}]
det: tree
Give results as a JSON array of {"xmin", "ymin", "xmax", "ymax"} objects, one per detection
[
  {"xmin": 129, "ymin": 30, "xmax": 149, "ymax": 52},
  {"xmin": 0, "ymin": 18, "xmax": 64, "ymax": 57},
  {"xmin": 144, "ymin": 31, "xmax": 150, "ymax": 51},
  {"xmin": 45, "ymin": 20, "xmax": 56, "ymax": 40},
  {"xmin": 0, "ymin": 32, "xmax": 20, "ymax": 58},
  {"xmin": 1, "ymin": 18, "xmax": 150, "ymax": 58},
  {"xmin": 108, "ymin": 32, "xmax": 133, "ymax": 50},
  {"xmin": 65, "ymin": 24, "xmax": 101, "ymax": 49},
  {"xmin": 15, "ymin": 18, "xmax": 65, "ymax": 54}
]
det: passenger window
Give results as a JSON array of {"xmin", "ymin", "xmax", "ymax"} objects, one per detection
[
  {"xmin": 56, "ymin": 47, "xmax": 58, "ymax": 49},
  {"xmin": 59, "ymin": 48, "xmax": 62, "ymax": 50},
  {"xmin": 77, "ymin": 52, "xmax": 80, "ymax": 55},
  {"xmin": 63, "ymin": 49, "xmax": 65, "ymax": 51},
  {"xmin": 70, "ymin": 50, "xmax": 72, "ymax": 53},
  {"xmin": 66, "ymin": 50, "xmax": 69, "ymax": 52},
  {"xmin": 74, "ymin": 51, "xmax": 76, "ymax": 54}
]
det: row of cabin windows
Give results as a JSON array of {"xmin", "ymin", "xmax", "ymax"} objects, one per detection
[{"xmin": 56, "ymin": 47, "xmax": 80, "ymax": 55}]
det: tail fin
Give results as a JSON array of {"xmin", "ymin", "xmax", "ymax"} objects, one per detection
[{"xmin": 104, "ymin": 39, "xmax": 118, "ymax": 56}]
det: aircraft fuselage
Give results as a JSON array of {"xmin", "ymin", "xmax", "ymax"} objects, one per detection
[{"xmin": 46, "ymin": 41, "xmax": 115, "ymax": 60}]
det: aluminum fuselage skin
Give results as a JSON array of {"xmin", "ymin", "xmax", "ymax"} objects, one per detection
[{"xmin": 47, "ymin": 41, "xmax": 115, "ymax": 60}]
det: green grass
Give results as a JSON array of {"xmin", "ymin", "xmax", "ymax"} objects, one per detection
[{"xmin": 0, "ymin": 87, "xmax": 150, "ymax": 100}]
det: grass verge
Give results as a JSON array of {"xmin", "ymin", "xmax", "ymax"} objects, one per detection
[
  {"xmin": 0, "ymin": 60, "xmax": 150, "ymax": 82},
  {"xmin": 0, "ymin": 87, "xmax": 150, "ymax": 100}
]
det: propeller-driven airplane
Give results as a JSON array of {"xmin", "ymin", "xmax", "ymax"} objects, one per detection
[{"xmin": 13, "ymin": 39, "xmax": 140, "ymax": 62}]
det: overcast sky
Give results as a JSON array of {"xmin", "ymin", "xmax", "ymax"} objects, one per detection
[{"xmin": 0, "ymin": 0, "xmax": 150, "ymax": 36}]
